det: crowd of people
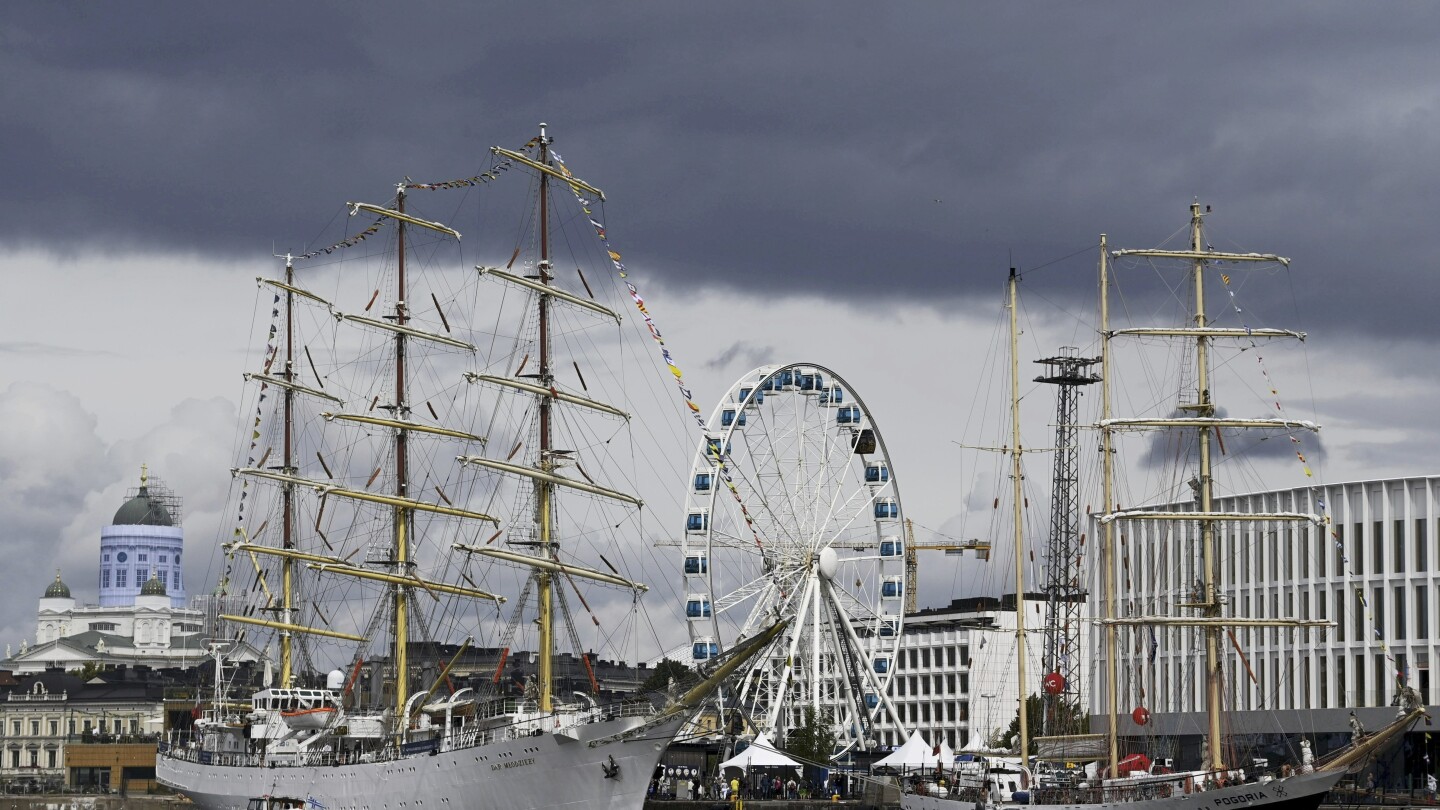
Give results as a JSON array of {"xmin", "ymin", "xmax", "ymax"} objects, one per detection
[{"xmin": 648, "ymin": 772, "xmax": 855, "ymax": 802}]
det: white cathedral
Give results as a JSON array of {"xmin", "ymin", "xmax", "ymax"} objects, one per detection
[{"xmin": 4, "ymin": 468, "xmax": 260, "ymax": 674}]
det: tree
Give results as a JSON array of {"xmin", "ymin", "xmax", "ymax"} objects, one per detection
[
  {"xmin": 785, "ymin": 708, "xmax": 836, "ymax": 788},
  {"xmin": 640, "ymin": 658, "xmax": 693, "ymax": 694},
  {"xmin": 1000, "ymin": 693, "xmax": 1089, "ymax": 755}
]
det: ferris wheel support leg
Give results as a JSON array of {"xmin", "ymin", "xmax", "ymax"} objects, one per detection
[
  {"xmin": 820, "ymin": 581, "xmax": 868, "ymax": 745},
  {"xmin": 812, "ymin": 577, "xmax": 823, "ymax": 722},
  {"xmin": 764, "ymin": 576, "xmax": 817, "ymax": 736},
  {"xmin": 832, "ymin": 592, "xmax": 908, "ymax": 737}
]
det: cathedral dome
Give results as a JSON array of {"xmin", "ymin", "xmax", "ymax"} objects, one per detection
[
  {"xmin": 43, "ymin": 572, "xmax": 71, "ymax": 599},
  {"xmin": 140, "ymin": 573, "xmax": 168, "ymax": 597},
  {"xmin": 113, "ymin": 487, "xmax": 174, "ymax": 526}
]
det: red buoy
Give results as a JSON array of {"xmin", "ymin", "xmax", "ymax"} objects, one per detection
[
  {"xmin": 1132, "ymin": 706, "xmax": 1151, "ymax": 726},
  {"xmin": 1042, "ymin": 672, "xmax": 1066, "ymax": 696}
]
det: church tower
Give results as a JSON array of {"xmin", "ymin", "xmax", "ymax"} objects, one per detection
[{"xmin": 99, "ymin": 465, "xmax": 186, "ymax": 608}]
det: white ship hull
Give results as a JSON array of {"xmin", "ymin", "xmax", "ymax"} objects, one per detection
[
  {"xmin": 159, "ymin": 713, "xmax": 683, "ymax": 810},
  {"xmin": 900, "ymin": 769, "xmax": 1344, "ymax": 810}
]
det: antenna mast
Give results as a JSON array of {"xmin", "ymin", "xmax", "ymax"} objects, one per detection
[{"xmin": 1034, "ymin": 348, "xmax": 1099, "ymax": 736}]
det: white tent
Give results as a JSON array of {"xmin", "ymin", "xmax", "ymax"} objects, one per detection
[
  {"xmin": 872, "ymin": 731, "xmax": 946, "ymax": 772},
  {"xmin": 719, "ymin": 734, "xmax": 803, "ymax": 773}
]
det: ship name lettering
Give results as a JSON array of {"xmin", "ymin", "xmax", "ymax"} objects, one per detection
[
  {"xmin": 491, "ymin": 757, "xmax": 537, "ymax": 772},
  {"xmin": 1214, "ymin": 791, "xmax": 1267, "ymax": 806}
]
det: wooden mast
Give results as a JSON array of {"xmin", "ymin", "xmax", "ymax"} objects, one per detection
[
  {"xmin": 1186, "ymin": 202, "xmax": 1226, "ymax": 772},
  {"xmin": 1008, "ymin": 268, "xmax": 1030, "ymax": 762},
  {"xmin": 393, "ymin": 183, "xmax": 412, "ymax": 723},
  {"xmin": 1098, "ymin": 235, "xmax": 1119, "ymax": 775},
  {"xmin": 535, "ymin": 123, "xmax": 556, "ymax": 714},
  {"xmin": 280, "ymin": 254, "xmax": 297, "ymax": 688}
]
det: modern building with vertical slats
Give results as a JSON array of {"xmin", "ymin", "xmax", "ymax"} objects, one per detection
[{"xmin": 1088, "ymin": 474, "xmax": 1440, "ymax": 764}]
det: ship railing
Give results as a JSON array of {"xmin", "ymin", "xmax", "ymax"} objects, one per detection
[
  {"xmin": 1030, "ymin": 771, "xmax": 1230, "ymax": 805},
  {"xmin": 157, "ymin": 699, "xmax": 661, "ymax": 768}
]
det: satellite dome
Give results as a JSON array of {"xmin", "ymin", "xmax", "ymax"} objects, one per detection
[
  {"xmin": 43, "ymin": 571, "xmax": 71, "ymax": 599},
  {"xmin": 140, "ymin": 573, "xmax": 168, "ymax": 597}
]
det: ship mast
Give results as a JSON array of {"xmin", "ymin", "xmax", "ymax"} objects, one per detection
[
  {"xmin": 535, "ymin": 123, "xmax": 556, "ymax": 714},
  {"xmin": 393, "ymin": 183, "xmax": 413, "ymax": 721},
  {"xmin": 1105, "ymin": 202, "xmax": 1326, "ymax": 775},
  {"xmin": 1007, "ymin": 268, "xmax": 1030, "ymax": 762},
  {"xmin": 1097, "ymin": 235, "xmax": 1119, "ymax": 775},
  {"xmin": 1185, "ymin": 204, "xmax": 1225, "ymax": 772},
  {"xmin": 280, "ymin": 254, "xmax": 297, "ymax": 688}
]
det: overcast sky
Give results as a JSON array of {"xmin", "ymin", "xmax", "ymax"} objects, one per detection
[{"xmin": 4, "ymin": 3, "xmax": 1439, "ymax": 658}]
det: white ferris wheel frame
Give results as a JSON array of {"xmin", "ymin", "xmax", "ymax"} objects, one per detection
[{"xmin": 680, "ymin": 362, "xmax": 909, "ymax": 754}]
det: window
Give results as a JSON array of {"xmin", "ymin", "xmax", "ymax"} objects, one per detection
[
  {"xmin": 1375, "ymin": 588, "xmax": 1385, "ymax": 638},
  {"xmin": 138, "ymin": 553, "xmax": 148, "ymax": 562},
  {"xmin": 1319, "ymin": 656, "xmax": 1329, "ymax": 709},
  {"xmin": 1419, "ymin": 586, "xmax": 1429, "ymax": 639},
  {"xmin": 921, "ymin": 648, "xmax": 931, "ymax": 668},
  {"xmin": 946, "ymin": 647, "xmax": 956, "ymax": 667},
  {"xmin": 102, "ymin": 569, "xmax": 110, "ymax": 588},
  {"xmin": 1353, "ymin": 524, "xmax": 1364, "ymax": 575},
  {"xmin": 114, "ymin": 719, "xmax": 123, "ymax": 734},
  {"xmin": 31, "ymin": 720, "xmax": 39, "ymax": 736},
  {"xmin": 1356, "ymin": 654, "xmax": 1367, "ymax": 705},
  {"xmin": 959, "ymin": 673, "xmax": 969, "ymax": 694},
  {"xmin": 1373, "ymin": 521, "xmax": 1384, "ymax": 575},
  {"xmin": 1396, "ymin": 520, "xmax": 1406, "ymax": 574},
  {"xmin": 172, "ymin": 570, "xmax": 181, "ymax": 589},
  {"xmin": 48, "ymin": 720, "xmax": 57, "ymax": 736},
  {"xmin": 1376, "ymin": 653, "xmax": 1388, "ymax": 705},
  {"xmin": 117, "ymin": 569, "xmax": 128, "ymax": 588},
  {"xmin": 946, "ymin": 674, "xmax": 956, "ymax": 694},
  {"xmin": 1419, "ymin": 518, "xmax": 1430, "ymax": 571},
  {"xmin": 1337, "ymin": 656, "xmax": 1346, "ymax": 708},
  {"xmin": 909, "ymin": 649, "xmax": 918, "ymax": 669},
  {"xmin": 1337, "ymin": 588, "xmax": 1346, "ymax": 642},
  {"xmin": 103, "ymin": 554, "xmax": 110, "ymax": 562},
  {"xmin": 159, "ymin": 555, "xmax": 167, "ymax": 563},
  {"xmin": 896, "ymin": 678, "xmax": 906, "ymax": 696},
  {"xmin": 1395, "ymin": 586, "xmax": 1407, "ymax": 640},
  {"xmin": 959, "ymin": 645, "xmax": 970, "ymax": 666},
  {"xmin": 47, "ymin": 750, "xmax": 56, "ymax": 768}
]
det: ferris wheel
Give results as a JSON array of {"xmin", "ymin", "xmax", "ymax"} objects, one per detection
[{"xmin": 681, "ymin": 363, "xmax": 906, "ymax": 755}]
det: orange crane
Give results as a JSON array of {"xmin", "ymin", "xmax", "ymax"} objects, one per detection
[{"xmin": 902, "ymin": 518, "xmax": 991, "ymax": 613}]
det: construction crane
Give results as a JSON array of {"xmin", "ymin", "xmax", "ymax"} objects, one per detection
[{"xmin": 902, "ymin": 518, "xmax": 991, "ymax": 614}]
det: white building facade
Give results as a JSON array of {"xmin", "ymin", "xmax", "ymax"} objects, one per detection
[
  {"xmin": 1089, "ymin": 474, "xmax": 1440, "ymax": 735},
  {"xmin": 872, "ymin": 597, "xmax": 1049, "ymax": 752}
]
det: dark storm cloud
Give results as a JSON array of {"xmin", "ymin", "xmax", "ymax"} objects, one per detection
[
  {"xmin": 704, "ymin": 341, "xmax": 775, "ymax": 372},
  {"xmin": 1139, "ymin": 407, "xmax": 1329, "ymax": 472},
  {"xmin": 5, "ymin": 3, "xmax": 1440, "ymax": 340}
]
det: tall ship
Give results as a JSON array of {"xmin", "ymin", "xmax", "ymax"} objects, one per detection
[
  {"xmin": 158, "ymin": 125, "xmax": 779, "ymax": 810},
  {"xmin": 902, "ymin": 203, "xmax": 1420, "ymax": 810}
]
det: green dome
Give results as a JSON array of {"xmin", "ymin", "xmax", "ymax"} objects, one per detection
[
  {"xmin": 43, "ymin": 572, "xmax": 71, "ymax": 599},
  {"xmin": 113, "ymin": 487, "xmax": 174, "ymax": 526},
  {"xmin": 139, "ymin": 573, "xmax": 168, "ymax": 597}
]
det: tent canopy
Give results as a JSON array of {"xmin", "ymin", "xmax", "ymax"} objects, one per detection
[
  {"xmin": 719, "ymin": 734, "xmax": 803, "ymax": 773},
  {"xmin": 872, "ymin": 731, "xmax": 948, "ymax": 772}
]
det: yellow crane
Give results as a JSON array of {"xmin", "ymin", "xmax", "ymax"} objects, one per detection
[{"xmin": 902, "ymin": 518, "xmax": 991, "ymax": 613}]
